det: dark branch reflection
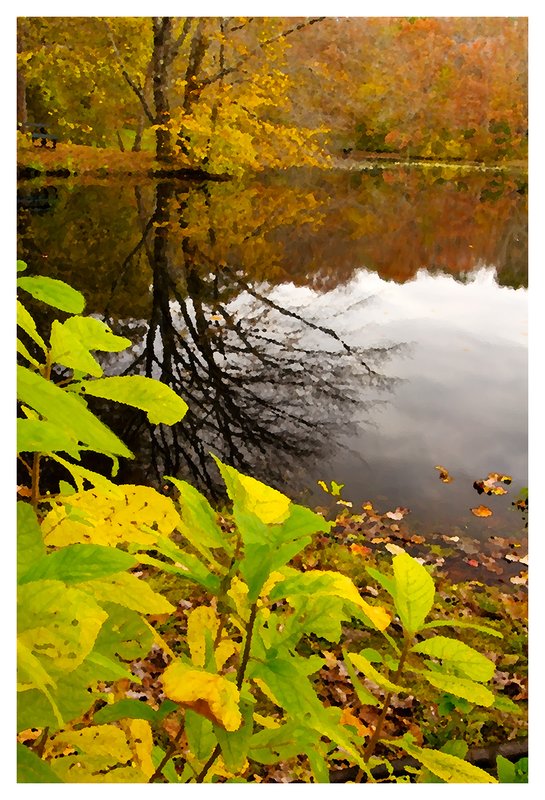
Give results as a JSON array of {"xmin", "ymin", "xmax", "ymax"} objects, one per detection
[{"xmin": 100, "ymin": 181, "xmax": 401, "ymax": 500}]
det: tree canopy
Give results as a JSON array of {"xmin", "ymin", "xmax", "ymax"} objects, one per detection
[{"xmin": 17, "ymin": 16, "xmax": 527, "ymax": 171}]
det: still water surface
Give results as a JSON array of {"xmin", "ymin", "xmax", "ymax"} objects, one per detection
[{"xmin": 17, "ymin": 165, "xmax": 528, "ymax": 539}]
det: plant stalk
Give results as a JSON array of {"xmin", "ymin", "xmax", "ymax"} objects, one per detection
[
  {"xmin": 361, "ymin": 635, "xmax": 412, "ymax": 768},
  {"xmin": 194, "ymin": 601, "xmax": 259, "ymax": 783}
]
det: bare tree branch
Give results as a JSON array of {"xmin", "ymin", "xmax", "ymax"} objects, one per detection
[
  {"xmin": 102, "ymin": 19, "xmax": 156, "ymax": 123},
  {"xmin": 198, "ymin": 17, "xmax": 325, "ymax": 88}
]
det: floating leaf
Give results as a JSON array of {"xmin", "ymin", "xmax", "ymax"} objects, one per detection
[
  {"xmin": 77, "ymin": 375, "xmax": 188, "ymax": 426},
  {"xmin": 17, "ymin": 275, "xmax": 85, "ymax": 313},
  {"xmin": 162, "ymin": 661, "xmax": 242, "ymax": 731},
  {"xmin": 435, "ymin": 465, "xmax": 453, "ymax": 483},
  {"xmin": 471, "ymin": 505, "xmax": 493, "ymax": 517}
]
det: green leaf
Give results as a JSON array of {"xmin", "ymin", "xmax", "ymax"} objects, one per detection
[
  {"xmin": 17, "ymin": 366, "xmax": 133, "ymax": 459},
  {"xmin": 421, "ymin": 619, "xmax": 503, "ymax": 638},
  {"xmin": 85, "ymin": 650, "xmax": 133, "ymax": 680},
  {"xmin": 411, "ymin": 636, "xmax": 495, "ymax": 682},
  {"xmin": 17, "ymin": 259, "xmax": 28, "ymax": 273},
  {"xmin": 17, "ymin": 299, "xmax": 46, "ymax": 351},
  {"xmin": 50, "ymin": 317, "xmax": 131, "ymax": 377},
  {"xmin": 392, "ymin": 551, "xmax": 435, "ymax": 633},
  {"xmin": 214, "ymin": 698, "xmax": 255, "ymax": 772},
  {"xmin": 365, "ymin": 565, "xmax": 396, "ymax": 597},
  {"xmin": 78, "ymin": 572, "xmax": 175, "ymax": 614},
  {"xmin": 496, "ymin": 754, "xmax": 517, "ymax": 783},
  {"xmin": 270, "ymin": 570, "xmax": 391, "ymax": 631},
  {"xmin": 342, "ymin": 649, "xmax": 380, "ymax": 706},
  {"xmin": 19, "ymin": 544, "xmax": 138, "ymax": 585},
  {"xmin": 17, "ymin": 336, "xmax": 42, "ymax": 368},
  {"xmin": 94, "ymin": 698, "xmax": 159, "ymax": 724},
  {"xmin": 184, "ymin": 709, "xmax": 216, "ymax": 762},
  {"xmin": 346, "ymin": 651, "xmax": 406, "ymax": 693},
  {"xmin": 249, "ymin": 720, "xmax": 322, "ymax": 765},
  {"xmin": 17, "ymin": 501, "xmax": 46, "ymax": 583},
  {"xmin": 18, "ymin": 580, "xmax": 108, "ymax": 679},
  {"xmin": 401, "ymin": 738, "xmax": 497, "ymax": 783},
  {"xmin": 77, "ymin": 375, "xmax": 188, "ymax": 425},
  {"xmin": 167, "ymin": 477, "xmax": 232, "ymax": 552},
  {"xmin": 493, "ymin": 694, "xmax": 524, "ymax": 715},
  {"xmin": 17, "ymin": 275, "xmax": 85, "ymax": 313},
  {"xmin": 136, "ymin": 552, "xmax": 221, "ymax": 594},
  {"xmin": 51, "ymin": 454, "xmax": 122, "ymax": 492},
  {"xmin": 17, "ymin": 742, "xmax": 64, "ymax": 783},
  {"xmin": 93, "ymin": 604, "xmax": 154, "ymax": 662},
  {"xmin": 17, "ymin": 418, "xmax": 81, "ymax": 458},
  {"xmin": 422, "ymin": 671, "xmax": 495, "ymax": 706}
]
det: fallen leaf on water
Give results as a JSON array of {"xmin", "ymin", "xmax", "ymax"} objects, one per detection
[
  {"xmin": 471, "ymin": 505, "xmax": 493, "ymax": 517},
  {"xmin": 435, "ymin": 465, "xmax": 453, "ymax": 483},
  {"xmin": 510, "ymin": 572, "xmax": 528, "ymax": 586},
  {"xmin": 488, "ymin": 472, "xmax": 512, "ymax": 485},
  {"xmin": 410, "ymin": 535, "xmax": 426, "ymax": 544},
  {"xmin": 466, "ymin": 559, "xmax": 479, "ymax": 567},
  {"xmin": 385, "ymin": 507, "xmax": 410, "ymax": 520}
]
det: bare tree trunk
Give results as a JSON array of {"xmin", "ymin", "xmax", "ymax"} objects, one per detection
[{"xmin": 152, "ymin": 17, "xmax": 174, "ymax": 162}]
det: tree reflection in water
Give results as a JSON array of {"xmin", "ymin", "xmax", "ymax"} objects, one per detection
[{"xmin": 103, "ymin": 181, "xmax": 401, "ymax": 500}]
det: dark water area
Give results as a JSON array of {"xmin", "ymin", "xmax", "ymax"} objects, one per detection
[{"xmin": 17, "ymin": 165, "xmax": 528, "ymax": 541}]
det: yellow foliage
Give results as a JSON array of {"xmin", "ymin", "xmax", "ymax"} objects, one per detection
[
  {"xmin": 237, "ymin": 473, "xmax": 291, "ymax": 524},
  {"xmin": 120, "ymin": 719, "xmax": 155, "ymax": 779},
  {"xmin": 162, "ymin": 661, "xmax": 242, "ymax": 731},
  {"xmin": 42, "ymin": 484, "xmax": 180, "ymax": 547}
]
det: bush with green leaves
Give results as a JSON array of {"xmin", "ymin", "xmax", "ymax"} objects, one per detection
[{"xmin": 16, "ymin": 265, "xmax": 524, "ymax": 783}]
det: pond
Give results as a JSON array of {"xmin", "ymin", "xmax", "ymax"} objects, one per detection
[{"xmin": 17, "ymin": 164, "xmax": 528, "ymax": 541}]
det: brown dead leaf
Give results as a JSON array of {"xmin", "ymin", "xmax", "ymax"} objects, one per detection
[
  {"xmin": 471, "ymin": 505, "xmax": 493, "ymax": 517},
  {"xmin": 466, "ymin": 559, "xmax": 479, "ymax": 568},
  {"xmin": 435, "ymin": 465, "xmax": 453, "ymax": 483},
  {"xmin": 339, "ymin": 707, "xmax": 371, "ymax": 738},
  {"xmin": 17, "ymin": 485, "xmax": 32, "ymax": 497}
]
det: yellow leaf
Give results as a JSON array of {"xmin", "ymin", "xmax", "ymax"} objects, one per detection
[
  {"xmin": 120, "ymin": 719, "xmax": 155, "ymax": 779},
  {"xmin": 42, "ymin": 485, "xmax": 180, "ymax": 547},
  {"xmin": 236, "ymin": 473, "xmax": 291, "ymax": 524},
  {"xmin": 162, "ymin": 661, "xmax": 242, "ymax": 731},
  {"xmin": 227, "ymin": 576, "xmax": 250, "ymax": 621}
]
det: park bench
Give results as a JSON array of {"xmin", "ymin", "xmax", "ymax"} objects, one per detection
[{"xmin": 21, "ymin": 122, "xmax": 58, "ymax": 149}]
